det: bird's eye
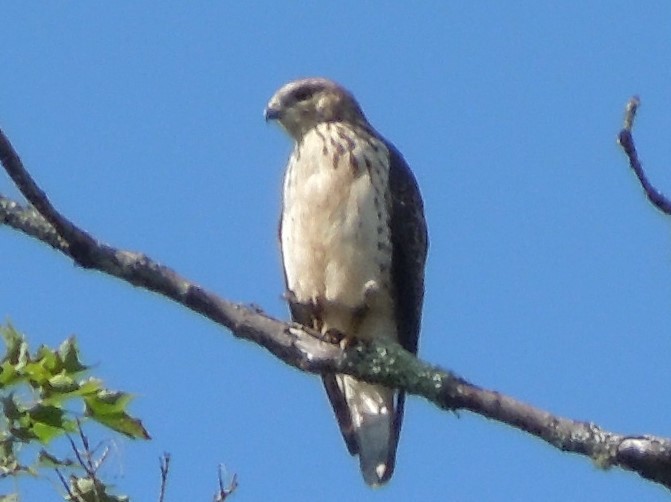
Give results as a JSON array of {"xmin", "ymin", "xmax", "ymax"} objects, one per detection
[{"xmin": 292, "ymin": 87, "xmax": 314, "ymax": 102}]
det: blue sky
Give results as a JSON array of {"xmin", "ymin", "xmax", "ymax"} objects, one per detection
[{"xmin": 2, "ymin": 3, "xmax": 671, "ymax": 501}]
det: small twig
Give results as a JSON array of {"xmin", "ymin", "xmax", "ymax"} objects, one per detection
[
  {"xmin": 617, "ymin": 96, "xmax": 671, "ymax": 215},
  {"xmin": 63, "ymin": 421, "xmax": 107, "ymax": 502},
  {"xmin": 66, "ymin": 434, "xmax": 90, "ymax": 478},
  {"xmin": 214, "ymin": 465, "xmax": 238, "ymax": 502},
  {"xmin": 622, "ymin": 95, "xmax": 640, "ymax": 131},
  {"xmin": 55, "ymin": 467, "xmax": 76, "ymax": 501},
  {"xmin": 158, "ymin": 453, "xmax": 171, "ymax": 502},
  {"xmin": 77, "ymin": 420, "xmax": 96, "ymax": 474},
  {"xmin": 66, "ymin": 420, "xmax": 96, "ymax": 477}
]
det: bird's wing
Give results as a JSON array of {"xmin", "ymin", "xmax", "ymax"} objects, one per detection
[{"xmin": 385, "ymin": 140, "xmax": 428, "ymax": 455}]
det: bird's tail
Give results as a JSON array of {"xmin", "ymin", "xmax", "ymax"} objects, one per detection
[{"xmin": 323, "ymin": 374, "xmax": 404, "ymax": 486}]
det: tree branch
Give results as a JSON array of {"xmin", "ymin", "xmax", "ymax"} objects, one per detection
[
  {"xmin": 0, "ymin": 195, "xmax": 68, "ymax": 252},
  {"xmin": 617, "ymin": 96, "xmax": 671, "ymax": 215},
  {"xmin": 2, "ymin": 110, "xmax": 671, "ymax": 490}
]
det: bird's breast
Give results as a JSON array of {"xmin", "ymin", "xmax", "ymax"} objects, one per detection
[{"xmin": 281, "ymin": 123, "xmax": 393, "ymax": 312}]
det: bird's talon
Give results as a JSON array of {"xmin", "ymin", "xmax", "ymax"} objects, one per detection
[
  {"xmin": 339, "ymin": 333, "xmax": 358, "ymax": 350},
  {"xmin": 321, "ymin": 328, "xmax": 345, "ymax": 344}
]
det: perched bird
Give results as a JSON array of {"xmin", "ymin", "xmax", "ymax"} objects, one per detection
[{"xmin": 265, "ymin": 77, "xmax": 428, "ymax": 486}]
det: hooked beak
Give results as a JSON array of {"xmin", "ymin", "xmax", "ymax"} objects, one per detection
[{"xmin": 264, "ymin": 104, "xmax": 282, "ymax": 122}]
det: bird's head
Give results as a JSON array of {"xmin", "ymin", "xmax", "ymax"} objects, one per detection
[{"xmin": 264, "ymin": 77, "xmax": 367, "ymax": 140}]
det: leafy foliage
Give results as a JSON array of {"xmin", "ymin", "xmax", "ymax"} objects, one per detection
[{"xmin": 0, "ymin": 323, "xmax": 149, "ymax": 500}]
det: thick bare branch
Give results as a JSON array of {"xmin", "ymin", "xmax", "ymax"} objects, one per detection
[
  {"xmin": 0, "ymin": 195, "xmax": 68, "ymax": 252},
  {"xmin": 2, "ymin": 120, "xmax": 671, "ymax": 490},
  {"xmin": 617, "ymin": 96, "xmax": 671, "ymax": 215}
]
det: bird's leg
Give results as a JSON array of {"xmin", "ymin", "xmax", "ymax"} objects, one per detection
[
  {"xmin": 284, "ymin": 290, "xmax": 315, "ymax": 325},
  {"xmin": 285, "ymin": 290, "xmax": 331, "ymax": 340},
  {"xmin": 323, "ymin": 327, "xmax": 347, "ymax": 345},
  {"xmin": 339, "ymin": 280, "xmax": 381, "ymax": 349},
  {"xmin": 311, "ymin": 296, "xmax": 324, "ymax": 332},
  {"xmin": 306, "ymin": 296, "xmax": 349, "ymax": 344},
  {"xmin": 352, "ymin": 279, "xmax": 380, "ymax": 324},
  {"xmin": 288, "ymin": 294, "xmax": 345, "ymax": 344}
]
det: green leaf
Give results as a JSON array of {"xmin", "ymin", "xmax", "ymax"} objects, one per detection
[
  {"xmin": 85, "ymin": 407, "xmax": 150, "ymax": 440},
  {"xmin": 0, "ymin": 325, "xmax": 27, "ymax": 367},
  {"xmin": 22, "ymin": 360, "xmax": 53, "ymax": 387},
  {"xmin": 28, "ymin": 404, "xmax": 64, "ymax": 426},
  {"xmin": 0, "ymin": 438, "xmax": 20, "ymax": 478},
  {"xmin": 1, "ymin": 395, "xmax": 23, "ymax": 421},
  {"xmin": 0, "ymin": 439, "xmax": 15, "ymax": 462},
  {"xmin": 34, "ymin": 345, "xmax": 58, "ymax": 373},
  {"xmin": 27, "ymin": 404, "xmax": 76, "ymax": 443},
  {"xmin": 76, "ymin": 378, "xmax": 103, "ymax": 396},
  {"xmin": 0, "ymin": 361, "xmax": 20, "ymax": 388},
  {"xmin": 0, "ymin": 322, "xmax": 150, "ymax": 496},
  {"xmin": 84, "ymin": 390, "xmax": 150, "ymax": 439},
  {"xmin": 8, "ymin": 425, "xmax": 37, "ymax": 442},
  {"xmin": 0, "ymin": 327, "xmax": 29, "ymax": 388},
  {"xmin": 58, "ymin": 337, "xmax": 88, "ymax": 374},
  {"xmin": 47, "ymin": 373, "xmax": 79, "ymax": 394},
  {"xmin": 68, "ymin": 476, "xmax": 129, "ymax": 502},
  {"xmin": 43, "ymin": 377, "xmax": 103, "ymax": 406},
  {"xmin": 84, "ymin": 391, "xmax": 133, "ymax": 416},
  {"xmin": 37, "ymin": 449, "xmax": 76, "ymax": 469}
]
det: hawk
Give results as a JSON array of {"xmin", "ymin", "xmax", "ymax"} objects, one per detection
[{"xmin": 265, "ymin": 77, "xmax": 428, "ymax": 486}]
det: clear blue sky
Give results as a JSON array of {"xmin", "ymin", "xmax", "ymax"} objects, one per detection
[{"xmin": 2, "ymin": 3, "xmax": 671, "ymax": 501}]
